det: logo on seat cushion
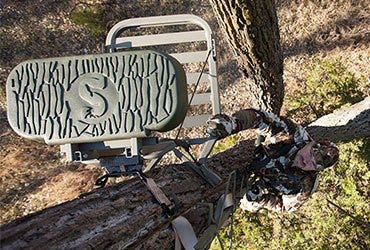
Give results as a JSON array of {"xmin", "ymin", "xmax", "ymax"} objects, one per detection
[{"xmin": 67, "ymin": 73, "xmax": 119, "ymax": 124}]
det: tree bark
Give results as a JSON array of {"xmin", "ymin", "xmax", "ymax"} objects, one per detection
[
  {"xmin": 209, "ymin": 0, "xmax": 284, "ymax": 114},
  {"xmin": 0, "ymin": 140, "xmax": 256, "ymax": 250},
  {"xmin": 307, "ymin": 97, "xmax": 370, "ymax": 142},
  {"xmin": 2, "ymin": 98, "xmax": 369, "ymax": 249}
]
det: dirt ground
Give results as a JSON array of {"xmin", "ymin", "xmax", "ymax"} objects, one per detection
[{"xmin": 0, "ymin": 0, "xmax": 369, "ymax": 224}]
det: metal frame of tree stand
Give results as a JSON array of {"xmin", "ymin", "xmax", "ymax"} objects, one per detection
[
  {"xmin": 6, "ymin": 14, "xmax": 238, "ymax": 248},
  {"xmin": 99, "ymin": 14, "xmax": 223, "ymax": 201},
  {"xmin": 6, "ymin": 14, "xmax": 222, "ymax": 208}
]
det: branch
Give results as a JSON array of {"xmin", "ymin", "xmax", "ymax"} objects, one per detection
[
  {"xmin": 2, "ymin": 99, "xmax": 369, "ymax": 249},
  {"xmin": 307, "ymin": 97, "xmax": 370, "ymax": 142},
  {"xmin": 326, "ymin": 199, "xmax": 370, "ymax": 229}
]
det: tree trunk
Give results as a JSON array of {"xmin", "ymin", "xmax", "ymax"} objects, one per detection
[
  {"xmin": 0, "ymin": 140, "xmax": 256, "ymax": 250},
  {"xmin": 307, "ymin": 97, "xmax": 370, "ymax": 142},
  {"xmin": 2, "ymin": 99, "xmax": 369, "ymax": 249},
  {"xmin": 209, "ymin": 0, "xmax": 284, "ymax": 114}
]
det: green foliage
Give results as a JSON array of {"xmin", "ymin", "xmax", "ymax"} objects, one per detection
[
  {"xmin": 212, "ymin": 134, "xmax": 240, "ymax": 154},
  {"xmin": 70, "ymin": 5, "xmax": 106, "ymax": 37},
  {"xmin": 286, "ymin": 59, "xmax": 365, "ymax": 121},
  {"xmin": 211, "ymin": 59, "xmax": 369, "ymax": 248},
  {"xmin": 211, "ymin": 139, "xmax": 370, "ymax": 249}
]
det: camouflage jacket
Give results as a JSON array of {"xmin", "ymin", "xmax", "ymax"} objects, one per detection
[{"xmin": 235, "ymin": 109, "xmax": 319, "ymax": 213}]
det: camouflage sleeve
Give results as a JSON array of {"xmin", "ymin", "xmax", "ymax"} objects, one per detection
[
  {"xmin": 240, "ymin": 174, "xmax": 318, "ymax": 213},
  {"xmin": 232, "ymin": 109, "xmax": 262, "ymax": 131},
  {"xmin": 239, "ymin": 178, "xmax": 284, "ymax": 213},
  {"xmin": 255, "ymin": 110, "xmax": 296, "ymax": 142},
  {"xmin": 232, "ymin": 109, "xmax": 311, "ymax": 145},
  {"xmin": 240, "ymin": 193, "xmax": 284, "ymax": 213},
  {"xmin": 281, "ymin": 175, "xmax": 318, "ymax": 213},
  {"xmin": 240, "ymin": 187, "xmax": 313, "ymax": 214}
]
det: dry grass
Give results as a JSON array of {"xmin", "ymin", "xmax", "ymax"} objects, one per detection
[
  {"xmin": 277, "ymin": 0, "xmax": 370, "ymax": 114},
  {"xmin": 0, "ymin": 0, "xmax": 369, "ymax": 233}
]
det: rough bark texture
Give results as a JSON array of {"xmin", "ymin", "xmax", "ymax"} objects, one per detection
[
  {"xmin": 0, "ymin": 140, "xmax": 256, "ymax": 250},
  {"xmin": 307, "ymin": 97, "xmax": 370, "ymax": 142},
  {"xmin": 1, "ymin": 99, "xmax": 370, "ymax": 249},
  {"xmin": 209, "ymin": 0, "xmax": 284, "ymax": 113}
]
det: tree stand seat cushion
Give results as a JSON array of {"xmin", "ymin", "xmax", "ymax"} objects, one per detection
[{"xmin": 6, "ymin": 50, "xmax": 188, "ymax": 145}]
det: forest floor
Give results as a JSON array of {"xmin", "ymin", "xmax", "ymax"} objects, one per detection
[{"xmin": 0, "ymin": 0, "xmax": 369, "ymax": 248}]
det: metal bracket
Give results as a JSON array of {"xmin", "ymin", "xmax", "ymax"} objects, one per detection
[{"xmin": 173, "ymin": 148, "xmax": 221, "ymax": 187}]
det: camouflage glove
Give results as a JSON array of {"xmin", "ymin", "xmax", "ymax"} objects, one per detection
[{"xmin": 206, "ymin": 114, "xmax": 238, "ymax": 139}]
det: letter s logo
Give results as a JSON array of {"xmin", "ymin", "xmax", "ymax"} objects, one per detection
[
  {"xmin": 79, "ymin": 76, "xmax": 108, "ymax": 120},
  {"xmin": 67, "ymin": 73, "xmax": 118, "ymax": 124}
]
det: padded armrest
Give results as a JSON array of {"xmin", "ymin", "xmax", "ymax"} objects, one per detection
[{"xmin": 7, "ymin": 50, "xmax": 188, "ymax": 144}]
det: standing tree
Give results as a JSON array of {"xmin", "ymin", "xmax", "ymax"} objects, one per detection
[{"xmin": 210, "ymin": 0, "xmax": 284, "ymax": 113}]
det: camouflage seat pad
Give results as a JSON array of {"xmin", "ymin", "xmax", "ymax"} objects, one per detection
[{"xmin": 7, "ymin": 50, "xmax": 188, "ymax": 144}]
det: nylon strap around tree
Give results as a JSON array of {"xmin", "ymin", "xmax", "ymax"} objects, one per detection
[
  {"xmin": 195, "ymin": 193, "xmax": 234, "ymax": 249},
  {"xmin": 172, "ymin": 216, "xmax": 198, "ymax": 250},
  {"xmin": 171, "ymin": 192, "xmax": 234, "ymax": 250}
]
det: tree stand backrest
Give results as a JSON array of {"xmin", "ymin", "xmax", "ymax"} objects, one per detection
[{"xmin": 105, "ymin": 14, "xmax": 221, "ymax": 127}]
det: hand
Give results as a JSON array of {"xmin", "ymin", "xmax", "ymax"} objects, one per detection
[{"xmin": 206, "ymin": 114, "xmax": 236, "ymax": 139}]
